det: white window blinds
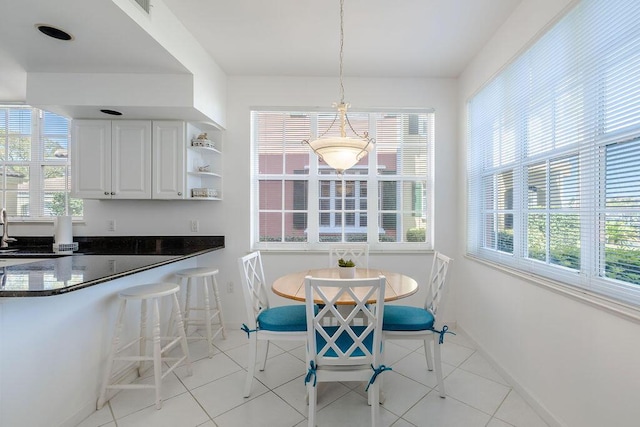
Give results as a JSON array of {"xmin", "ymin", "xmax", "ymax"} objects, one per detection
[
  {"xmin": 467, "ymin": 0, "xmax": 640, "ymax": 305},
  {"xmin": 252, "ymin": 109, "xmax": 434, "ymax": 250},
  {"xmin": 0, "ymin": 106, "xmax": 81, "ymax": 219}
]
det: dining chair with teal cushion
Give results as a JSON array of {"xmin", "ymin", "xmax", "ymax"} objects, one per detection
[
  {"xmin": 382, "ymin": 251, "xmax": 452, "ymax": 397},
  {"xmin": 304, "ymin": 275, "xmax": 388, "ymax": 427},
  {"xmin": 238, "ymin": 251, "xmax": 308, "ymax": 397},
  {"xmin": 328, "ymin": 243, "xmax": 369, "ymax": 268}
]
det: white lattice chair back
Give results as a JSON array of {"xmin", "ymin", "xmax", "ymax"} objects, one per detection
[
  {"xmin": 425, "ymin": 251, "xmax": 452, "ymax": 320},
  {"xmin": 238, "ymin": 251, "xmax": 270, "ymax": 330},
  {"xmin": 328, "ymin": 244, "xmax": 370, "ymax": 268},
  {"xmin": 305, "ymin": 275, "xmax": 385, "ymax": 367}
]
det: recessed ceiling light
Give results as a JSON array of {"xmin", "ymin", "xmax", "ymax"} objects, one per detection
[
  {"xmin": 100, "ymin": 109, "xmax": 123, "ymax": 116},
  {"xmin": 35, "ymin": 24, "xmax": 74, "ymax": 41}
]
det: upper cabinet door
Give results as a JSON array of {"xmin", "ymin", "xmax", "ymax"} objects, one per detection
[
  {"xmin": 152, "ymin": 121, "xmax": 185, "ymax": 199},
  {"xmin": 111, "ymin": 121, "xmax": 152, "ymax": 199},
  {"xmin": 71, "ymin": 120, "xmax": 112, "ymax": 199}
]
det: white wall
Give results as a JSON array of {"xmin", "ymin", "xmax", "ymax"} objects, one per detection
[
  {"xmin": 223, "ymin": 76, "xmax": 460, "ymax": 323},
  {"xmin": 457, "ymin": 1, "xmax": 640, "ymax": 426}
]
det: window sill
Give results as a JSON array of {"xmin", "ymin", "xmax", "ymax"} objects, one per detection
[
  {"xmin": 2, "ymin": 218, "xmax": 85, "ymax": 224},
  {"xmin": 253, "ymin": 246, "xmax": 433, "ymax": 255},
  {"xmin": 465, "ymin": 254, "xmax": 640, "ymax": 324}
]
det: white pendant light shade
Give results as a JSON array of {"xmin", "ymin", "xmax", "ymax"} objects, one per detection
[{"xmin": 308, "ymin": 136, "xmax": 373, "ymax": 173}]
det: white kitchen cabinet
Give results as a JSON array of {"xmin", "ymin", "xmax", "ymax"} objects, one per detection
[
  {"xmin": 72, "ymin": 120, "xmax": 152, "ymax": 199},
  {"xmin": 186, "ymin": 123, "xmax": 223, "ymax": 200},
  {"xmin": 72, "ymin": 120, "xmax": 222, "ymax": 200},
  {"xmin": 152, "ymin": 121, "xmax": 185, "ymax": 199}
]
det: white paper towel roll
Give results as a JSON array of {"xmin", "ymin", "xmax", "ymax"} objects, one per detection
[{"xmin": 55, "ymin": 216, "xmax": 73, "ymax": 244}]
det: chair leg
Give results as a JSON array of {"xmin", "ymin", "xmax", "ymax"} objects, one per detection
[
  {"xmin": 424, "ymin": 337, "xmax": 434, "ymax": 371},
  {"xmin": 307, "ymin": 380, "xmax": 317, "ymax": 427},
  {"xmin": 259, "ymin": 340, "xmax": 270, "ymax": 371},
  {"xmin": 244, "ymin": 335, "xmax": 258, "ymax": 397},
  {"xmin": 433, "ymin": 336, "xmax": 446, "ymax": 397},
  {"xmin": 369, "ymin": 381, "xmax": 380, "ymax": 427}
]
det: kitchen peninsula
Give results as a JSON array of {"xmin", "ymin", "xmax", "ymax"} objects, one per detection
[
  {"xmin": 0, "ymin": 236, "xmax": 224, "ymax": 427},
  {"xmin": 0, "ymin": 235, "xmax": 224, "ymax": 297}
]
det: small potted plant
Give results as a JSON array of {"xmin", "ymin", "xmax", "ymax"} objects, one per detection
[{"xmin": 338, "ymin": 258, "xmax": 356, "ymax": 279}]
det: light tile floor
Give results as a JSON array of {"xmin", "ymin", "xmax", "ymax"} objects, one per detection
[{"xmin": 78, "ymin": 327, "xmax": 550, "ymax": 427}]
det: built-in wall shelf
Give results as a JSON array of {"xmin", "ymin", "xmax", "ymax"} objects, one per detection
[{"xmin": 186, "ymin": 123, "xmax": 223, "ymax": 200}]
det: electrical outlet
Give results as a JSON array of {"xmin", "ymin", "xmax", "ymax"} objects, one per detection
[
  {"xmin": 227, "ymin": 281, "xmax": 234, "ymax": 293},
  {"xmin": 108, "ymin": 219, "xmax": 116, "ymax": 231},
  {"xmin": 190, "ymin": 220, "xmax": 199, "ymax": 232}
]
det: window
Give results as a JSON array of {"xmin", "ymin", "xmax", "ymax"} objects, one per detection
[
  {"xmin": 467, "ymin": 0, "xmax": 640, "ymax": 305},
  {"xmin": 252, "ymin": 109, "xmax": 434, "ymax": 250},
  {"xmin": 0, "ymin": 106, "xmax": 82, "ymax": 219}
]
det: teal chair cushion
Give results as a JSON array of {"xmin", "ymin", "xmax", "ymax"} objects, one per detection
[
  {"xmin": 383, "ymin": 305, "xmax": 434, "ymax": 331},
  {"xmin": 314, "ymin": 326, "xmax": 373, "ymax": 357},
  {"xmin": 257, "ymin": 305, "xmax": 308, "ymax": 332}
]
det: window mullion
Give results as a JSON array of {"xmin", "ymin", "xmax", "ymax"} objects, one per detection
[{"xmin": 306, "ymin": 113, "xmax": 320, "ymax": 243}]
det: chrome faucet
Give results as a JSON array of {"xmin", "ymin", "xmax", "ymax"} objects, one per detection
[{"xmin": 1, "ymin": 209, "xmax": 17, "ymax": 248}]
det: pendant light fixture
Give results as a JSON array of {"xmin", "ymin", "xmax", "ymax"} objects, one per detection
[{"xmin": 303, "ymin": 0, "xmax": 374, "ymax": 174}]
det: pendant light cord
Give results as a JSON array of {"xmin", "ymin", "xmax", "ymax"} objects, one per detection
[{"xmin": 339, "ymin": 0, "xmax": 345, "ymax": 105}]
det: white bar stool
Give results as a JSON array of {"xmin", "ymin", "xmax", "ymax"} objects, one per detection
[
  {"xmin": 174, "ymin": 267, "xmax": 226, "ymax": 357},
  {"xmin": 97, "ymin": 283, "xmax": 192, "ymax": 410}
]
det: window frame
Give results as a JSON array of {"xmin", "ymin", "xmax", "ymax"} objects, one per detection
[
  {"xmin": 251, "ymin": 108, "xmax": 435, "ymax": 251},
  {"xmin": 466, "ymin": 0, "xmax": 640, "ymax": 307},
  {"xmin": 0, "ymin": 105, "xmax": 81, "ymax": 221}
]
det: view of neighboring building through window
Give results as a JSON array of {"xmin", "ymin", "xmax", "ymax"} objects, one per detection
[
  {"xmin": 0, "ymin": 105, "xmax": 82, "ymax": 219},
  {"xmin": 467, "ymin": 0, "xmax": 640, "ymax": 305},
  {"xmin": 252, "ymin": 109, "xmax": 434, "ymax": 249}
]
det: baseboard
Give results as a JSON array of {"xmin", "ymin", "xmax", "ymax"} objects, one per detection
[
  {"xmin": 456, "ymin": 325, "xmax": 565, "ymax": 427},
  {"xmin": 58, "ymin": 366, "xmax": 139, "ymax": 427},
  {"xmin": 58, "ymin": 399, "xmax": 98, "ymax": 427}
]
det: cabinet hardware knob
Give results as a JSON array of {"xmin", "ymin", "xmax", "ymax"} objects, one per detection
[
  {"xmin": 104, "ymin": 192, "xmax": 109, "ymax": 195},
  {"xmin": 178, "ymin": 192, "xmax": 182, "ymax": 196},
  {"xmin": 111, "ymin": 192, "xmax": 115, "ymax": 195}
]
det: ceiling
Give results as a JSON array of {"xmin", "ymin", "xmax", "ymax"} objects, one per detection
[
  {"xmin": 163, "ymin": 0, "xmax": 522, "ymax": 78},
  {"xmin": 0, "ymin": 0, "xmax": 522, "ymax": 116},
  {"xmin": 0, "ymin": 0, "xmax": 189, "ymax": 101}
]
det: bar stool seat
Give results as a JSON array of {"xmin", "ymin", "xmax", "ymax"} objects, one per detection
[
  {"xmin": 97, "ymin": 282, "xmax": 192, "ymax": 410},
  {"xmin": 174, "ymin": 266, "xmax": 226, "ymax": 358}
]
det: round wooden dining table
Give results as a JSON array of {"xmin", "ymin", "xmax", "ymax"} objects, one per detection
[{"xmin": 271, "ymin": 267, "xmax": 419, "ymax": 305}]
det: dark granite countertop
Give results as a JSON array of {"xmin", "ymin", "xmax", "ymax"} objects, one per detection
[{"xmin": 0, "ymin": 236, "xmax": 224, "ymax": 297}]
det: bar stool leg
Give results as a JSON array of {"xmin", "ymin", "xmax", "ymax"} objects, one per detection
[
  {"xmin": 202, "ymin": 277, "xmax": 214, "ymax": 358},
  {"xmin": 183, "ymin": 277, "xmax": 193, "ymax": 334},
  {"xmin": 139, "ymin": 299, "xmax": 148, "ymax": 376},
  {"xmin": 97, "ymin": 299, "xmax": 127, "ymax": 410},
  {"xmin": 152, "ymin": 297, "xmax": 163, "ymax": 409},
  {"xmin": 210, "ymin": 274, "xmax": 227, "ymax": 339},
  {"xmin": 172, "ymin": 292, "xmax": 193, "ymax": 375}
]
